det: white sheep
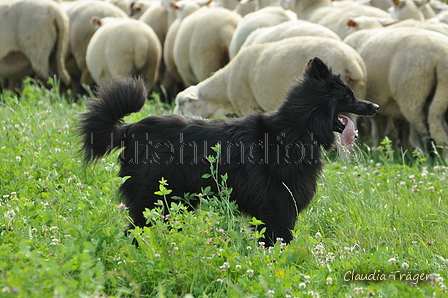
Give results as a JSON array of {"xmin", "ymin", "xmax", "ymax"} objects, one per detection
[
  {"xmin": 285, "ymin": 0, "xmax": 389, "ymax": 39},
  {"xmin": 139, "ymin": 2, "xmax": 169, "ymax": 46},
  {"xmin": 0, "ymin": 0, "xmax": 71, "ymax": 87},
  {"xmin": 345, "ymin": 16, "xmax": 448, "ymax": 37},
  {"xmin": 284, "ymin": 0, "xmax": 334, "ymax": 22},
  {"xmin": 369, "ymin": 0, "xmax": 392, "ymax": 11},
  {"xmin": 106, "ymin": 0, "xmax": 133, "ymax": 15},
  {"xmin": 64, "ymin": 1, "xmax": 128, "ymax": 90},
  {"xmin": 234, "ymin": 0, "xmax": 257, "ymax": 16},
  {"xmin": 130, "ymin": 0, "xmax": 155, "ymax": 19},
  {"xmin": 228, "ymin": 6, "xmax": 297, "ymax": 59},
  {"xmin": 175, "ymin": 36, "xmax": 367, "ymax": 117},
  {"xmin": 391, "ymin": 0, "xmax": 425, "ymax": 21},
  {"xmin": 240, "ymin": 20, "xmax": 341, "ymax": 51},
  {"xmin": 315, "ymin": 3, "xmax": 390, "ymax": 39},
  {"xmin": 173, "ymin": 6, "xmax": 241, "ymax": 86},
  {"xmin": 85, "ymin": 17, "xmax": 162, "ymax": 92},
  {"xmin": 344, "ymin": 27, "xmax": 448, "ymax": 147},
  {"xmin": 164, "ymin": 0, "xmax": 206, "ymax": 84}
]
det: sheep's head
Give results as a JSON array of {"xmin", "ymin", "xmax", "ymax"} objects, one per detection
[{"xmin": 174, "ymin": 86, "xmax": 232, "ymax": 118}]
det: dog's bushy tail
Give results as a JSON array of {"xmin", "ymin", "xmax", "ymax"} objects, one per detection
[{"xmin": 78, "ymin": 76, "xmax": 147, "ymax": 162}]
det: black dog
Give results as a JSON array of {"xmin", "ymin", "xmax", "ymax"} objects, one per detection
[{"xmin": 79, "ymin": 57, "xmax": 378, "ymax": 245}]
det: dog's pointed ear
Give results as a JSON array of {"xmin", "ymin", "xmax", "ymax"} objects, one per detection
[{"xmin": 304, "ymin": 57, "xmax": 331, "ymax": 80}]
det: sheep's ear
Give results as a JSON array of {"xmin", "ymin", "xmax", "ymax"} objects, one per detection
[
  {"xmin": 169, "ymin": 1, "xmax": 179, "ymax": 9},
  {"xmin": 347, "ymin": 19, "xmax": 358, "ymax": 28},
  {"xmin": 305, "ymin": 57, "xmax": 330, "ymax": 80},
  {"xmin": 91, "ymin": 16, "xmax": 102, "ymax": 26},
  {"xmin": 185, "ymin": 90, "xmax": 199, "ymax": 101}
]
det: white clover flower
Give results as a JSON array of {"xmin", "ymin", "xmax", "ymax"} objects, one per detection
[
  {"xmin": 5, "ymin": 210, "xmax": 15, "ymax": 219},
  {"xmin": 50, "ymin": 238, "xmax": 60, "ymax": 245},
  {"xmin": 326, "ymin": 277, "xmax": 333, "ymax": 285},
  {"xmin": 299, "ymin": 282, "xmax": 306, "ymax": 289},
  {"xmin": 246, "ymin": 269, "xmax": 254, "ymax": 277},
  {"xmin": 388, "ymin": 258, "xmax": 397, "ymax": 265},
  {"xmin": 401, "ymin": 262, "xmax": 409, "ymax": 270},
  {"xmin": 315, "ymin": 232, "xmax": 322, "ymax": 238},
  {"xmin": 235, "ymin": 264, "xmax": 242, "ymax": 270}
]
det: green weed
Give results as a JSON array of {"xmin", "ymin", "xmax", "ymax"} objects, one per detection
[{"xmin": 0, "ymin": 81, "xmax": 446, "ymax": 297}]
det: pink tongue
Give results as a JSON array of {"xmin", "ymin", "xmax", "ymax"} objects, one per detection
[{"xmin": 339, "ymin": 115, "xmax": 356, "ymax": 146}]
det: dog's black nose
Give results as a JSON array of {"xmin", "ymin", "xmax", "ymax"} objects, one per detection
[{"xmin": 372, "ymin": 104, "xmax": 379, "ymax": 111}]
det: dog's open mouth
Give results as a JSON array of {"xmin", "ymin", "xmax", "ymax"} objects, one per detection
[{"xmin": 334, "ymin": 115, "xmax": 357, "ymax": 146}]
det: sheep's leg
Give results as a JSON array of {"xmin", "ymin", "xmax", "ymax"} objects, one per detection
[
  {"xmin": 408, "ymin": 125, "xmax": 423, "ymax": 150},
  {"xmin": 396, "ymin": 86, "xmax": 429, "ymax": 140},
  {"xmin": 22, "ymin": 29, "xmax": 57, "ymax": 84}
]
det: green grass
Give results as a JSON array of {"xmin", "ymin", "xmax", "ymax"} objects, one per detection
[{"xmin": 0, "ymin": 80, "xmax": 447, "ymax": 297}]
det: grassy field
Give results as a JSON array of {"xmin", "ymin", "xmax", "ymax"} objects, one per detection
[{"xmin": 0, "ymin": 80, "xmax": 447, "ymax": 298}]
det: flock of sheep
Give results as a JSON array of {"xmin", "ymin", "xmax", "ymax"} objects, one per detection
[{"xmin": 1, "ymin": 0, "xmax": 448, "ymax": 151}]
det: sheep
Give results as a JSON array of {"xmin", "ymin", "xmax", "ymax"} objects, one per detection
[
  {"xmin": 430, "ymin": 10, "xmax": 448, "ymax": 23},
  {"xmin": 107, "ymin": 0, "xmax": 133, "ymax": 15},
  {"xmin": 419, "ymin": 0, "xmax": 436, "ymax": 19},
  {"xmin": 228, "ymin": 7, "xmax": 296, "ymax": 59},
  {"xmin": 234, "ymin": 0, "xmax": 257, "ymax": 16},
  {"xmin": 159, "ymin": 0, "xmax": 208, "ymax": 101},
  {"xmin": 164, "ymin": 0, "xmax": 205, "ymax": 84},
  {"xmin": 369, "ymin": 0, "xmax": 392, "ymax": 11},
  {"xmin": 391, "ymin": 0, "xmax": 425, "ymax": 21},
  {"xmin": 64, "ymin": 1, "xmax": 128, "ymax": 91},
  {"xmin": 284, "ymin": 0, "xmax": 389, "ymax": 38},
  {"xmin": 139, "ymin": 2, "xmax": 169, "ymax": 45},
  {"xmin": 174, "ymin": 36, "xmax": 367, "ymax": 117},
  {"xmin": 345, "ymin": 16, "xmax": 448, "ymax": 37},
  {"xmin": 213, "ymin": 0, "xmax": 238, "ymax": 10},
  {"xmin": 0, "ymin": 0, "xmax": 71, "ymax": 87},
  {"xmin": 315, "ymin": 3, "xmax": 390, "ymax": 39},
  {"xmin": 173, "ymin": 7, "xmax": 241, "ymax": 86},
  {"xmin": 85, "ymin": 17, "xmax": 162, "ymax": 93},
  {"xmin": 345, "ymin": 16, "xmax": 397, "ymax": 34},
  {"xmin": 240, "ymin": 20, "xmax": 341, "ymax": 51},
  {"xmin": 344, "ymin": 27, "xmax": 448, "ymax": 148},
  {"xmin": 284, "ymin": 0, "xmax": 335, "ymax": 22},
  {"xmin": 131, "ymin": 0, "xmax": 155, "ymax": 18}
]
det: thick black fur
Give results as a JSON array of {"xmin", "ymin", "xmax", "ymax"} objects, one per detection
[{"xmin": 79, "ymin": 58, "xmax": 378, "ymax": 245}]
